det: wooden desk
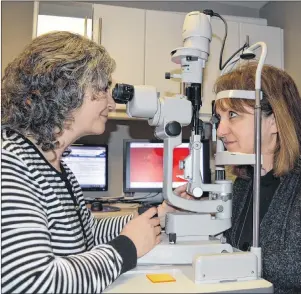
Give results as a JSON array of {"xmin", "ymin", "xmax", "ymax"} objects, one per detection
[{"xmin": 87, "ymin": 202, "xmax": 140, "ymax": 219}]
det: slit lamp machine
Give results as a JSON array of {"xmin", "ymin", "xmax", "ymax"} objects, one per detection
[{"xmin": 107, "ymin": 9, "xmax": 273, "ymax": 293}]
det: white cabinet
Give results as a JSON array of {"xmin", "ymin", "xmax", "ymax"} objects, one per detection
[
  {"xmin": 239, "ymin": 23, "xmax": 284, "ymax": 68},
  {"xmin": 145, "ymin": 10, "xmax": 186, "ymax": 98},
  {"xmin": 93, "ymin": 5, "xmax": 145, "ymax": 119},
  {"xmin": 93, "ymin": 5, "xmax": 145, "ymax": 86},
  {"xmin": 92, "ymin": 4, "xmax": 284, "ymax": 120}
]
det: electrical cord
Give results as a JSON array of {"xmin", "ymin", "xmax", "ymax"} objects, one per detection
[
  {"xmin": 87, "ymin": 192, "xmax": 161, "ymax": 204},
  {"xmin": 121, "ymin": 192, "xmax": 161, "ymax": 202},
  {"xmin": 203, "ymin": 9, "xmax": 249, "ymax": 71},
  {"xmin": 221, "ymin": 43, "xmax": 248, "ymax": 70}
]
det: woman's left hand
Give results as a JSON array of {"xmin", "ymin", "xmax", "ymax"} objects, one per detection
[
  {"xmin": 157, "ymin": 200, "xmax": 178, "ymax": 218},
  {"xmin": 157, "ymin": 183, "xmax": 195, "ymax": 226},
  {"xmin": 157, "ymin": 201, "xmax": 177, "ymax": 227}
]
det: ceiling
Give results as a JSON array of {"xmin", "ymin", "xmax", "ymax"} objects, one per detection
[
  {"xmin": 219, "ymin": 1, "xmax": 269, "ymax": 9},
  {"xmin": 130, "ymin": 1, "xmax": 270, "ymax": 10}
]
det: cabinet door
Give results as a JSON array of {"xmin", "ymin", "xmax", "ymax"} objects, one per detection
[
  {"xmin": 201, "ymin": 19, "xmax": 240, "ymax": 117},
  {"xmin": 93, "ymin": 4, "xmax": 145, "ymax": 86},
  {"xmin": 35, "ymin": 2, "xmax": 93, "ymax": 39},
  {"xmin": 145, "ymin": 10, "xmax": 185, "ymax": 98},
  {"xmin": 240, "ymin": 23, "xmax": 284, "ymax": 68}
]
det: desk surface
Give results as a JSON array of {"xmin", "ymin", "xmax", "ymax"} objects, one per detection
[{"xmin": 104, "ymin": 265, "xmax": 273, "ymax": 293}]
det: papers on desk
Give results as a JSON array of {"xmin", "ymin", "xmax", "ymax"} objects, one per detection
[{"xmin": 146, "ymin": 274, "xmax": 176, "ymax": 283}]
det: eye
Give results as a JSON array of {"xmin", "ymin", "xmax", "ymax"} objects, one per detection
[
  {"xmin": 229, "ymin": 111, "xmax": 238, "ymax": 119},
  {"xmin": 104, "ymin": 80, "xmax": 112, "ymax": 92}
]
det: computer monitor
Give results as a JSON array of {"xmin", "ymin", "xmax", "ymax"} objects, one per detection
[
  {"xmin": 123, "ymin": 139, "xmax": 211, "ymax": 193},
  {"xmin": 62, "ymin": 144, "xmax": 108, "ymax": 192}
]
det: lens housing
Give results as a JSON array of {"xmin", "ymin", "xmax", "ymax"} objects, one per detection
[{"xmin": 112, "ymin": 83, "xmax": 134, "ymax": 104}]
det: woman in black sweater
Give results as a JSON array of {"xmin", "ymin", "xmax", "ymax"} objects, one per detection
[{"xmin": 170, "ymin": 63, "xmax": 301, "ymax": 293}]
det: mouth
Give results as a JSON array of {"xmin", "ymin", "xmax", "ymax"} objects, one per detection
[{"xmin": 223, "ymin": 141, "xmax": 237, "ymax": 148}]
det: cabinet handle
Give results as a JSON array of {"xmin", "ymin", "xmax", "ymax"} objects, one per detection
[
  {"xmin": 32, "ymin": 1, "xmax": 39, "ymax": 39},
  {"xmin": 99, "ymin": 17, "xmax": 103, "ymax": 44},
  {"xmin": 245, "ymin": 35, "xmax": 250, "ymax": 47},
  {"xmin": 84, "ymin": 17, "xmax": 88, "ymax": 38}
]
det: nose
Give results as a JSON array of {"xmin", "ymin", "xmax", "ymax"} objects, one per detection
[
  {"xmin": 216, "ymin": 118, "xmax": 231, "ymax": 139},
  {"xmin": 107, "ymin": 91, "xmax": 116, "ymax": 112}
]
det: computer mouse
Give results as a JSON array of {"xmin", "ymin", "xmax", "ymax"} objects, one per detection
[{"xmin": 91, "ymin": 201, "xmax": 103, "ymax": 212}]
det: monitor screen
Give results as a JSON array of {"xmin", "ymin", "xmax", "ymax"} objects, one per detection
[
  {"xmin": 62, "ymin": 144, "xmax": 108, "ymax": 191},
  {"xmin": 123, "ymin": 140, "xmax": 210, "ymax": 193}
]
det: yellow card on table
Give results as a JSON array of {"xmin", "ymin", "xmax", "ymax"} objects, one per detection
[{"xmin": 146, "ymin": 273, "xmax": 176, "ymax": 283}]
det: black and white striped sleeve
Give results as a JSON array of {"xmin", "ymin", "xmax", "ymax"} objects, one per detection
[
  {"xmin": 87, "ymin": 209, "xmax": 133, "ymax": 245},
  {"xmin": 1, "ymin": 150, "xmax": 137, "ymax": 294}
]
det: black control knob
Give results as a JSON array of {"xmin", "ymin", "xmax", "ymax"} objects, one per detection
[
  {"xmin": 169, "ymin": 233, "xmax": 177, "ymax": 244},
  {"xmin": 165, "ymin": 121, "xmax": 181, "ymax": 137},
  {"xmin": 138, "ymin": 204, "xmax": 158, "ymax": 218},
  {"xmin": 240, "ymin": 52, "xmax": 256, "ymax": 60},
  {"xmin": 165, "ymin": 72, "xmax": 171, "ymax": 79}
]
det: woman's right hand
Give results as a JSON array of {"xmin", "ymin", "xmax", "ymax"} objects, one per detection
[
  {"xmin": 120, "ymin": 207, "xmax": 161, "ymax": 258},
  {"xmin": 174, "ymin": 183, "xmax": 194, "ymax": 200},
  {"xmin": 157, "ymin": 184, "xmax": 194, "ymax": 218},
  {"xmin": 157, "ymin": 184, "xmax": 195, "ymax": 227}
]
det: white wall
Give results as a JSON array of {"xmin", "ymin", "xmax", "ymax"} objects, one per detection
[
  {"xmin": 260, "ymin": 2, "xmax": 301, "ymax": 91},
  {"xmin": 1, "ymin": 1, "xmax": 34, "ymax": 74}
]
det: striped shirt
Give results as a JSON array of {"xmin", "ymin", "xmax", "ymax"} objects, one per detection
[{"xmin": 1, "ymin": 128, "xmax": 137, "ymax": 294}]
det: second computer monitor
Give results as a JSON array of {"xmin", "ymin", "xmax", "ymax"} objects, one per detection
[
  {"xmin": 62, "ymin": 144, "xmax": 108, "ymax": 192},
  {"xmin": 123, "ymin": 139, "xmax": 210, "ymax": 193}
]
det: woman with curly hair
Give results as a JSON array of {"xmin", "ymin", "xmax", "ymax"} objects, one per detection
[{"xmin": 1, "ymin": 31, "xmax": 163, "ymax": 294}]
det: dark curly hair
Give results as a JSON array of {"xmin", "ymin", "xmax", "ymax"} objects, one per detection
[{"xmin": 1, "ymin": 31, "xmax": 115, "ymax": 151}]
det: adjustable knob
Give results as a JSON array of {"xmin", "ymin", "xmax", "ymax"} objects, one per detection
[
  {"xmin": 169, "ymin": 233, "xmax": 177, "ymax": 244},
  {"xmin": 193, "ymin": 187, "xmax": 203, "ymax": 198},
  {"xmin": 165, "ymin": 121, "xmax": 181, "ymax": 137},
  {"xmin": 240, "ymin": 50, "xmax": 256, "ymax": 60}
]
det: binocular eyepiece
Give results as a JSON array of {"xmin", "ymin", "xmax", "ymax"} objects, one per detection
[{"xmin": 112, "ymin": 83, "xmax": 134, "ymax": 104}]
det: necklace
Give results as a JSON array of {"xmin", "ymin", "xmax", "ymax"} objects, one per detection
[{"xmin": 236, "ymin": 190, "xmax": 253, "ymax": 249}]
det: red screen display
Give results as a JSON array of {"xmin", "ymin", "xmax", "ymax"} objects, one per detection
[{"xmin": 128, "ymin": 143, "xmax": 190, "ymax": 189}]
